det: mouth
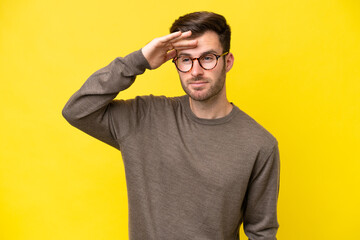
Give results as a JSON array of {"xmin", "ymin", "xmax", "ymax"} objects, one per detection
[{"xmin": 189, "ymin": 81, "xmax": 208, "ymax": 88}]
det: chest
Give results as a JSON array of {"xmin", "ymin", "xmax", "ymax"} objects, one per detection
[{"xmin": 122, "ymin": 116, "xmax": 259, "ymax": 195}]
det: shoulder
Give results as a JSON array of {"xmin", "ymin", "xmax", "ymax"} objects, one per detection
[
  {"xmin": 115, "ymin": 95, "xmax": 183, "ymax": 115},
  {"xmin": 232, "ymin": 106, "xmax": 278, "ymax": 152},
  {"xmin": 131, "ymin": 95, "xmax": 182, "ymax": 107}
]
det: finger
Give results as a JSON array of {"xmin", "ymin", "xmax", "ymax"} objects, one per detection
[
  {"xmin": 169, "ymin": 31, "xmax": 192, "ymax": 43},
  {"xmin": 158, "ymin": 31, "xmax": 182, "ymax": 43},
  {"xmin": 159, "ymin": 30, "xmax": 192, "ymax": 44},
  {"xmin": 172, "ymin": 39, "xmax": 198, "ymax": 49}
]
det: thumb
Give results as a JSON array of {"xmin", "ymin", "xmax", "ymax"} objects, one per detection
[{"xmin": 165, "ymin": 49, "xmax": 177, "ymax": 62}]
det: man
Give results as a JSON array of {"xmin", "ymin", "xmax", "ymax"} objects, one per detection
[{"xmin": 63, "ymin": 11, "xmax": 280, "ymax": 240}]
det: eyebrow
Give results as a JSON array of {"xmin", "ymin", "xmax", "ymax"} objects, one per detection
[{"xmin": 177, "ymin": 50, "xmax": 219, "ymax": 57}]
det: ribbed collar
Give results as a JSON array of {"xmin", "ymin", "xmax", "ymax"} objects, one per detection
[{"xmin": 179, "ymin": 95, "xmax": 239, "ymax": 125}]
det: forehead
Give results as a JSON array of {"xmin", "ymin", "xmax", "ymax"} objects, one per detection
[{"xmin": 178, "ymin": 31, "xmax": 223, "ymax": 56}]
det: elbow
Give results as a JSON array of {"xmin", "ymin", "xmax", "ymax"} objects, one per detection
[
  {"xmin": 62, "ymin": 102, "xmax": 80, "ymax": 125},
  {"xmin": 62, "ymin": 105, "xmax": 73, "ymax": 123},
  {"xmin": 62, "ymin": 100, "xmax": 98, "ymax": 129}
]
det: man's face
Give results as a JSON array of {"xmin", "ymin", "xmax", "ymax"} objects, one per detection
[{"xmin": 175, "ymin": 31, "xmax": 233, "ymax": 102}]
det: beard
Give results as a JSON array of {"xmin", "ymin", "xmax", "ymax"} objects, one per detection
[{"xmin": 180, "ymin": 66, "xmax": 226, "ymax": 102}]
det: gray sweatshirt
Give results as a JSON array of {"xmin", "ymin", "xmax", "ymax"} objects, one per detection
[{"xmin": 62, "ymin": 50, "xmax": 280, "ymax": 240}]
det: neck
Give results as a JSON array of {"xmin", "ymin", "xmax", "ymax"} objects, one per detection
[{"xmin": 189, "ymin": 92, "xmax": 233, "ymax": 119}]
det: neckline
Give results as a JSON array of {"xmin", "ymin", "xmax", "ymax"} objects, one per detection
[{"xmin": 179, "ymin": 95, "xmax": 238, "ymax": 125}]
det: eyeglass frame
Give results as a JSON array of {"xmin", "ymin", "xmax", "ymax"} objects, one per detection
[{"xmin": 172, "ymin": 51, "xmax": 229, "ymax": 73}]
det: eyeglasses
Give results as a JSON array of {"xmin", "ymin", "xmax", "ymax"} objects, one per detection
[{"xmin": 172, "ymin": 52, "xmax": 229, "ymax": 73}]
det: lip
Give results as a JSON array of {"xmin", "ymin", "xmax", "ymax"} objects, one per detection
[{"xmin": 189, "ymin": 81, "xmax": 208, "ymax": 87}]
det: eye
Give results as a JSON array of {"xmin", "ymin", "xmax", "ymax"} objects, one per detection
[
  {"xmin": 201, "ymin": 54, "xmax": 216, "ymax": 62},
  {"xmin": 179, "ymin": 56, "xmax": 192, "ymax": 63}
]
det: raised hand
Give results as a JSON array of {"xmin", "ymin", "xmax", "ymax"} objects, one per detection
[{"xmin": 141, "ymin": 31, "xmax": 197, "ymax": 69}]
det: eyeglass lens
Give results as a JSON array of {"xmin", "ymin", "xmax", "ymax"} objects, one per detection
[{"xmin": 176, "ymin": 54, "xmax": 218, "ymax": 72}]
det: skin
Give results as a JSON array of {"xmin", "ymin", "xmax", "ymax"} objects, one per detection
[{"xmin": 142, "ymin": 30, "xmax": 234, "ymax": 119}]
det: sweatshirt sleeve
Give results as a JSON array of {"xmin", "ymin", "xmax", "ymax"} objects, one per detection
[
  {"xmin": 62, "ymin": 49, "xmax": 151, "ymax": 149},
  {"xmin": 243, "ymin": 144, "xmax": 280, "ymax": 240}
]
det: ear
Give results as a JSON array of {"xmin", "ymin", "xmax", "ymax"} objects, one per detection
[{"xmin": 225, "ymin": 52, "xmax": 234, "ymax": 73}]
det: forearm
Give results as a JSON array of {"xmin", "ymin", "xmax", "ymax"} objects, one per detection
[{"xmin": 62, "ymin": 49, "xmax": 150, "ymax": 148}]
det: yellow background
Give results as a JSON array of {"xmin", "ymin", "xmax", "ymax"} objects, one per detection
[{"xmin": 1, "ymin": 0, "xmax": 359, "ymax": 239}]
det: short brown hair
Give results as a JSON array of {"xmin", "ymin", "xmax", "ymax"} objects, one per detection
[{"xmin": 170, "ymin": 11, "xmax": 231, "ymax": 53}]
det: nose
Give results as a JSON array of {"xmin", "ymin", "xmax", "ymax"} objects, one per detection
[{"xmin": 191, "ymin": 59, "xmax": 204, "ymax": 77}]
